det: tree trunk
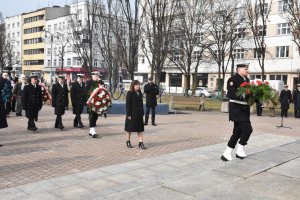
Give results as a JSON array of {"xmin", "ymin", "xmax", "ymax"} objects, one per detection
[{"xmin": 185, "ymin": 74, "xmax": 191, "ymax": 97}]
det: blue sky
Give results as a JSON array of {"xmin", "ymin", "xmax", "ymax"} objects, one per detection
[{"xmin": 0, "ymin": 0, "xmax": 72, "ymax": 18}]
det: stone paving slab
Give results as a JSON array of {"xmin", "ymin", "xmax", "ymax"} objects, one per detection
[{"xmin": 1, "ymin": 134, "xmax": 299, "ymax": 200}]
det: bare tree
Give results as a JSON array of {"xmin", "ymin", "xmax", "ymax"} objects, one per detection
[
  {"xmin": 114, "ymin": 0, "xmax": 142, "ymax": 80},
  {"xmin": 246, "ymin": 0, "xmax": 273, "ymax": 81},
  {"xmin": 94, "ymin": 0, "xmax": 119, "ymax": 88},
  {"xmin": 68, "ymin": 0, "xmax": 101, "ymax": 76},
  {"xmin": 207, "ymin": 1, "xmax": 246, "ymax": 96},
  {"xmin": 0, "ymin": 12, "xmax": 6, "ymax": 71},
  {"xmin": 140, "ymin": 0, "xmax": 177, "ymax": 86},
  {"xmin": 55, "ymin": 34, "xmax": 71, "ymax": 74},
  {"xmin": 168, "ymin": 0, "xmax": 210, "ymax": 96},
  {"xmin": 281, "ymin": 0, "xmax": 300, "ymax": 55}
]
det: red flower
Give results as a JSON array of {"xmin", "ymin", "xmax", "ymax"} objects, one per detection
[
  {"xmin": 246, "ymin": 89, "xmax": 251, "ymax": 94},
  {"xmin": 264, "ymin": 81, "xmax": 269, "ymax": 85},
  {"xmin": 240, "ymin": 82, "xmax": 248, "ymax": 87},
  {"xmin": 256, "ymin": 80, "xmax": 262, "ymax": 85}
]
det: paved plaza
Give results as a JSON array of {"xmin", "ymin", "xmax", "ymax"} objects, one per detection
[{"xmin": 0, "ymin": 106, "xmax": 299, "ymax": 199}]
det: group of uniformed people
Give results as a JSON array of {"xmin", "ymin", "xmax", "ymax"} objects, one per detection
[{"xmin": 0, "ymin": 70, "xmax": 105, "ymax": 140}]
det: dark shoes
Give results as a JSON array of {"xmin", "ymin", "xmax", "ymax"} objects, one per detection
[
  {"xmin": 28, "ymin": 127, "xmax": 38, "ymax": 131},
  {"xmin": 138, "ymin": 142, "xmax": 147, "ymax": 149},
  {"xmin": 126, "ymin": 141, "xmax": 133, "ymax": 148},
  {"xmin": 16, "ymin": 113, "xmax": 22, "ymax": 116}
]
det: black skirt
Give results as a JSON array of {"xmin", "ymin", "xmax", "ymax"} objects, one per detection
[{"xmin": 125, "ymin": 116, "xmax": 144, "ymax": 132}]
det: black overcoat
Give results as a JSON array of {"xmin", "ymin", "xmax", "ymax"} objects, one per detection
[
  {"xmin": 279, "ymin": 90, "xmax": 292, "ymax": 109},
  {"xmin": 51, "ymin": 83, "xmax": 69, "ymax": 115},
  {"xmin": 227, "ymin": 74, "xmax": 250, "ymax": 122},
  {"xmin": 22, "ymin": 84, "xmax": 43, "ymax": 119},
  {"xmin": 71, "ymin": 81, "xmax": 86, "ymax": 114},
  {"xmin": 125, "ymin": 90, "xmax": 144, "ymax": 132},
  {"xmin": 0, "ymin": 77, "xmax": 8, "ymax": 128},
  {"xmin": 293, "ymin": 89, "xmax": 300, "ymax": 110},
  {"xmin": 144, "ymin": 83, "xmax": 159, "ymax": 107}
]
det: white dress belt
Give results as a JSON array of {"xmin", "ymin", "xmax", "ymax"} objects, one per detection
[{"xmin": 229, "ymin": 99, "xmax": 248, "ymax": 105}]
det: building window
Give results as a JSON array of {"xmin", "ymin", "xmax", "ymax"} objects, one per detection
[
  {"xmin": 193, "ymin": 51, "xmax": 202, "ymax": 61},
  {"xmin": 7, "ymin": 24, "xmax": 10, "ymax": 29},
  {"xmin": 12, "ymin": 23, "xmax": 15, "ymax": 28},
  {"xmin": 235, "ymin": 28, "xmax": 246, "ymax": 39},
  {"xmin": 58, "ymin": 59, "xmax": 61, "ymax": 66},
  {"xmin": 67, "ymin": 58, "xmax": 71, "ymax": 66},
  {"xmin": 47, "ymin": 48, "xmax": 51, "ymax": 55},
  {"xmin": 54, "ymin": 59, "xmax": 57, "ymax": 67},
  {"xmin": 47, "ymin": 25, "xmax": 51, "ymax": 31},
  {"xmin": 234, "ymin": 49, "xmax": 244, "ymax": 59},
  {"xmin": 141, "ymin": 55, "xmax": 145, "ymax": 64},
  {"xmin": 194, "ymin": 32, "xmax": 204, "ymax": 43},
  {"xmin": 54, "ymin": 24, "xmax": 58, "ymax": 31},
  {"xmin": 235, "ymin": 7, "xmax": 245, "ymax": 18},
  {"xmin": 254, "ymin": 48, "xmax": 265, "ymax": 58},
  {"xmin": 17, "ymin": 32, "xmax": 20, "ymax": 37},
  {"xmin": 278, "ymin": 0, "xmax": 292, "ymax": 13},
  {"xmin": 250, "ymin": 74, "xmax": 266, "ymax": 80},
  {"xmin": 170, "ymin": 52, "xmax": 183, "ymax": 62},
  {"xmin": 276, "ymin": 46, "xmax": 289, "ymax": 58},
  {"xmin": 258, "ymin": 25, "xmax": 267, "ymax": 36},
  {"xmin": 256, "ymin": 3, "xmax": 269, "ymax": 15},
  {"xmin": 17, "ymin": 22, "xmax": 20, "ymax": 27},
  {"xmin": 277, "ymin": 23, "xmax": 290, "ymax": 35},
  {"xmin": 269, "ymin": 74, "xmax": 288, "ymax": 84},
  {"xmin": 48, "ymin": 60, "xmax": 51, "ymax": 67},
  {"xmin": 94, "ymin": 59, "xmax": 98, "ymax": 66},
  {"xmin": 76, "ymin": 59, "xmax": 81, "ymax": 66}
]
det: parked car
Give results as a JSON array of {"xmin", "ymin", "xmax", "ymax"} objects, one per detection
[{"xmin": 188, "ymin": 87, "xmax": 213, "ymax": 97}]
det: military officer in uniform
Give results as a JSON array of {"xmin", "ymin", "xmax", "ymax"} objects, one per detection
[
  {"xmin": 85, "ymin": 71, "xmax": 104, "ymax": 138},
  {"xmin": 71, "ymin": 74, "xmax": 86, "ymax": 128},
  {"xmin": 22, "ymin": 75, "xmax": 43, "ymax": 131},
  {"xmin": 293, "ymin": 84, "xmax": 300, "ymax": 118},
  {"xmin": 51, "ymin": 75, "xmax": 69, "ymax": 130},
  {"xmin": 144, "ymin": 77, "xmax": 159, "ymax": 126},
  {"xmin": 221, "ymin": 64, "xmax": 253, "ymax": 161},
  {"xmin": 279, "ymin": 85, "xmax": 292, "ymax": 118}
]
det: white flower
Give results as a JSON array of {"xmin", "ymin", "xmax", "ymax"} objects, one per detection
[
  {"xmin": 96, "ymin": 102, "xmax": 101, "ymax": 106},
  {"xmin": 102, "ymin": 99, "xmax": 106, "ymax": 104},
  {"xmin": 103, "ymin": 106, "xmax": 107, "ymax": 110}
]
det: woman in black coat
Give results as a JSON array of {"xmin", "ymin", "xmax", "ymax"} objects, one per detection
[
  {"xmin": 0, "ymin": 73, "xmax": 9, "ymax": 147},
  {"xmin": 279, "ymin": 85, "xmax": 292, "ymax": 117},
  {"xmin": 125, "ymin": 80, "xmax": 146, "ymax": 149}
]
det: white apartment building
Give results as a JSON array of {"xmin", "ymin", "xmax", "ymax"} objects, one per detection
[
  {"xmin": 137, "ymin": 0, "xmax": 300, "ymax": 93},
  {"xmin": 5, "ymin": 14, "xmax": 22, "ymax": 73},
  {"xmin": 44, "ymin": 1, "xmax": 106, "ymax": 82}
]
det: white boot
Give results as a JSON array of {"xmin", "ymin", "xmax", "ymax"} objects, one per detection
[
  {"xmin": 221, "ymin": 146, "xmax": 233, "ymax": 162},
  {"xmin": 236, "ymin": 144, "xmax": 247, "ymax": 159},
  {"xmin": 89, "ymin": 127, "xmax": 98, "ymax": 138}
]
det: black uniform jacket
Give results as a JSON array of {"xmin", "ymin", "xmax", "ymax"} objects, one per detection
[
  {"xmin": 71, "ymin": 81, "xmax": 86, "ymax": 114},
  {"xmin": 22, "ymin": 83, "xmax": 43, "ymax": 119},
  {"xmin": 51, "ymin": 83, "xmax": 69, "ymax": 115},
  {"xmin": 227, "ymin": 74, "xmax": 250, "ymax": 122}
]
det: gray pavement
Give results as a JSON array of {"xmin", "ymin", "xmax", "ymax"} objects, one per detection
[{"xmin": 1, "ymin": 134, "xmax": 299, "ymax": 200}]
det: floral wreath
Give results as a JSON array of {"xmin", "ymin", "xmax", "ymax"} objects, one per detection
[{"xmin": 87, "ymin": 84, "xmax": 112, "ymax": 114}]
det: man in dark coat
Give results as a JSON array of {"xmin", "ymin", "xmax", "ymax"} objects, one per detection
[
  {"xmin": 22, "ymin": 75, "xmax": 43, "ymax": 131},
  {"xmin": 0, "ymin": 72, "xmax": 9, "ymax": 146},
  {"xmin": 52, "ymin": 75, "xmax": 69, "ymax": 130},
  {"xmin": 85, "ymin": 71, "xmax": 104, "ymax": 138},
  {"xmin": 279, "ymin": 85, "xmax": 292, "ymax": 118},
  {"xmin": 10, "ymin": 70, "xmax": 18, "ymax": 112},
  {"xmin": 221, "ymin": 64, "xmax": 253, "ymax": 162},
  {"xmin": 1, "ymin": 71, "xmax": 12, "ymax": 117},
  {"xmin": 144, "ymin": 77, "xmax": 159, "ymax": 126},
  {"xmin": 293, "ymin": 84, "xmax": 300, "ymax": 118},
  {"xmin": 71, "ymin": 74, "xmax": 86, "ymax": 128}
]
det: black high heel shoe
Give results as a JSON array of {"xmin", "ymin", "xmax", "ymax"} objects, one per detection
[
  {"xmin": 126, "ymin": 141, "xmax": 133, "ymax": 148},
  {"xmin": 138, "ymin": 142, "xmax": 147, "ymax": 149}
]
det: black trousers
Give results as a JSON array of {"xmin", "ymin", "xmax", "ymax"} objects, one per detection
[
  {"xmin": 228, "ymin": 121, "xmax": 253, "ymax": 149},
  {"xmin": 89, "ymin": 112, "xmax": 98, "ymax": 127},
  {"xmin": 294, "ymin": 108, "xmax": 300, "ymax": 118},
  {"xmin": 74, "ymin": 114, "xmax": 82, "ymax": 125},
  {"xmin": 256, "ymin": 107, "xmax": 263, "ymax": 116},
  {"xmin": 281, "ymin": 109, "xmax": 288, "ymax": 117},
  {"xmin": 145, "ymin": 106, "xmax": 156, "ymax": 122},
  {"xmin": 55, "ymin": 115, "xmax": 63, "ymax": 127},
  {"xmin": 28, "ymin": 118, "xmax": 36, "ymax": 129},
  {"xmin": 11, "ymin": 99, "xmax": 16, "ymax": 112},
  {"xmin": 5, "ymin": 102, "xmax": 11, "ymax": 115}
]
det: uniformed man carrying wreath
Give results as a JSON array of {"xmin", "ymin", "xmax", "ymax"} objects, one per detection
[
  {"xmin": 71, "ymin": 74, "xmax": 86, "ymax": 128},
  {"xmin": 51, "ymin": 75, "xmax": 69, "ymax": 130},
  {"xmin": 22, "ymin": 74, "xmax": 43, "ymax": 131},
  {"xmin": 85, "ymin": 71, "xmax": 104, "ymax": 138},
  {"xmin": 221, "ymin": 64, "xmax": 253, "ymax": 162}
]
